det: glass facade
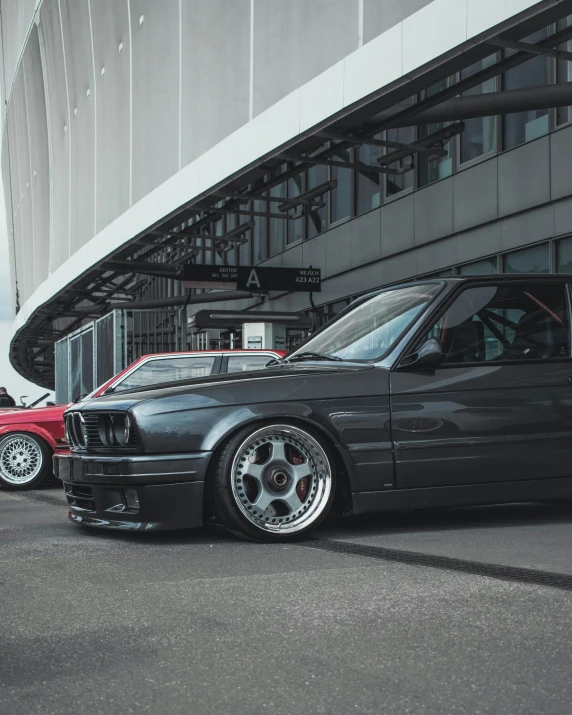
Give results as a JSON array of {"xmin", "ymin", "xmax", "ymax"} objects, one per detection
[
  {"xmin": 174, "ymin": 20, "xmax": 572, "ymax": 286},
  {"xmin": 460, "ymin": 56, "xmax": 498, "ymax": 163},
  {"xmin": 418, "ymin": 78, "xmax": 455, "ymax": 187},
  {"xmin": 287, "ymin": 173, "xmax": 305, "ymax": 244},
  {"xmin": 503, "ymin": 29, "xmax": 550, "ymax": 150},
  {"xmin": 458, "ymin": 257, "xmax": 498, "ymax": 275},
  {"xmin": 557, "ymin": 17, "xmax": 572, "ymax": 126},
  {"xmin": 315, "ymin": 236, "xmax": 572, "ymax": 327},
  {"xmin": 386, "ymin": 126, "xmax": 415, "ymax": 197},
  {"xmin": 357, "ymin": 136, "xmax": 383, "ymax": 213},
  {"xmin": 503, "ymin": 244, "xmax": 550, "ymax": 274},
  {"xmin": 330, "ymin": 146, "xmax": 352, "ymax": 223},
  {"xmin": 557, "ymin": 237, "xmax": 572, "ymax": 272}
]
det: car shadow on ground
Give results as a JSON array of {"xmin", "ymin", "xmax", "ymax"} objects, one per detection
[
  {"xmin": 321, "ymin": 500, "xmax": 572, "ymax": 538},
  {"xmin": 21, "ymin": 482, "xmax": 572, "ymax": 545}
]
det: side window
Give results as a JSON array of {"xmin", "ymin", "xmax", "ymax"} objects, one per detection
[
  {"xmin": 424, "ymin": 283, "xmax": 570, "ymax": 364},
  {"xmin": 226, "ymin": 354, "xmax": 273, "ymax": 373},
  {"xmin": 114, "ymin": 356, "xmax": 216, "ymax": 392}
]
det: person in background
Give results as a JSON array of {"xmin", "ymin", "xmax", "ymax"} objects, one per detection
[{"xmin": 0, "ymin": 387, "xmax": 16, "ymax": 407}]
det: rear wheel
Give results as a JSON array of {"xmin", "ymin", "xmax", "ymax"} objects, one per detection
[
  {"xmin": 0, "ymin": 433, "xmax": 52, "ymax": 490},
  {"xmin": 210, "ymin": 422, "xmax": 336, "ymax": 542}
]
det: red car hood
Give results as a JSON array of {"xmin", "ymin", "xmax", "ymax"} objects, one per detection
[{"xmin": 0, "ymin": 404, "xmax": 68, "ymax": 424}]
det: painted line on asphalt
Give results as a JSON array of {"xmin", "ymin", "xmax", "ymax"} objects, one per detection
[{"xmin": 304, "ymin": 538, "xmax": 572, "ymax": 592}]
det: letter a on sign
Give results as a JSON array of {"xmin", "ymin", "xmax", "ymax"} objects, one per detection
[{"xmin": 246, "ymin": 269, "xmax": 261, "ymax": 289}]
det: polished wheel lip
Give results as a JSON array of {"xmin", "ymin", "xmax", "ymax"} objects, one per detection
[
  {"xmin": 0, "ymin": 435, "xmax": 43, "ymax": 485},
  {"xmin": 230, "ymin": 424, "xmax": 332, "ymax": 535}
]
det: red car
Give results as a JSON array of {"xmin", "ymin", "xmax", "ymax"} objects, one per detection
[{"xmin": 0, "ymin": 349, "xmax": 285, "ymax": 490}]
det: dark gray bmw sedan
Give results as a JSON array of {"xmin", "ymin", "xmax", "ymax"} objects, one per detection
[{"xmin": 56, "ymin": 275, "xmax": 572, "ymax": 541}]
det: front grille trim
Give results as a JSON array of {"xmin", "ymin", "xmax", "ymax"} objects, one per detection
[{"xmin": 69, "ymin": 412, "xmax": 139, "ymax": 452}]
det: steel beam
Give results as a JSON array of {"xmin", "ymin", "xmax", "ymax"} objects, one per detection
[
  {"xmin": 382, "ymin": 83, "xmax": 572, "ymax": 128},
  {"xmin": 488, "ymin": 36, "xmax": 572, "ymax": 62}
]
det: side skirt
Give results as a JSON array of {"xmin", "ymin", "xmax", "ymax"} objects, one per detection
[{"xmin": 351, "ymin": 477, "xmax": 572, "ymax": 515}]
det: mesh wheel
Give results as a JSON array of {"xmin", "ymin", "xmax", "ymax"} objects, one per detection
[{"xmin": 0, "ymin": 433, "xmax": 52, "ymax": 490}]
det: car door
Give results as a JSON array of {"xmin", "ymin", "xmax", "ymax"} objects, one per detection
[{"xmin": 390, "ymin": 280, "xmax": 572, "ymax": 489}]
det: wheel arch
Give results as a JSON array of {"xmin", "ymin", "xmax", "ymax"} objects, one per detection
[
  {"xmin": 204, "ymin": 408, "xmax": 355, "ymax": 515},
  {"xmin": 0, "ymin": 424, "xmax": 57, "ymax": 452}
]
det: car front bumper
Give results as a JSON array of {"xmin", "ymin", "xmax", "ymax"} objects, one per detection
[{"xmin": 54, "ymin": 452, "xmax": 211, "ymax": 531}]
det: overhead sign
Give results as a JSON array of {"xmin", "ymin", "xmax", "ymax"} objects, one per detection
[{"xmin": 183, "ymin": 265, "xmax": 321, "ymax": 292}]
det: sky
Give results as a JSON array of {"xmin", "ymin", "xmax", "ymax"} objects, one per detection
[{"xmin": 0, "ymin": 184, "xmax": 54, "ymax": 405}]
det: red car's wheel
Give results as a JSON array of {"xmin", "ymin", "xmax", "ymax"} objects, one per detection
[{"xmin": 0, "ymin": 433, "xmax": 52, "ymax": 490}]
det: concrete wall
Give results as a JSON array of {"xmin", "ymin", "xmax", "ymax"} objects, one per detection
[{"xmin": 0, "ymin": 0, "xmax": 459, "ymax": 312}]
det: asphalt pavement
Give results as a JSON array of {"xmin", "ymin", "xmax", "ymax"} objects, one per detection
[{"xmin": 1, "ymin": 485, "xmax": 572, "ymax": 715}]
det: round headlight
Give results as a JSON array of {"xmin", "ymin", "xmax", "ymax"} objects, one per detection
[
  {"xmin": 98, "ymin": 414, "xmax": 114, "ymax": 447},
  {"xmin": 113, "ymin": 414, "xmax": 132, "ymax": 447}
]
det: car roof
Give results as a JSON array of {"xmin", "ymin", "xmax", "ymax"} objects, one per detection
[
  {"xmin": 437, "ymin": 274, "xmax": 571, "ymax": 283},
  {"xmin": 132, "ymin": 348, "xmax": 287, "ymax": 360}
]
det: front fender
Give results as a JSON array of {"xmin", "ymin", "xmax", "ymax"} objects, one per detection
[
  {"xmin": 136, "ymin": 402, "xmax": 334, "ymax": 454},
  {"xmin": 0, "ymin": 423, "xmax": 58, "ymax": 451},
  {"xmin": 135, "ymin": 401, "xmax": 361, "ymax": 481}
]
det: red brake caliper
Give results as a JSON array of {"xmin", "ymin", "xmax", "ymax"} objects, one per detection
[{"xmin": 292, "ymin": 451, "xmax": 309, "ymax": 500}]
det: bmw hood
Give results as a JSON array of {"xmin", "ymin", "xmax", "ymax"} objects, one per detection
[{"xmin": 73, "ymin": 361, "xmax": 378, "ymax": 414}]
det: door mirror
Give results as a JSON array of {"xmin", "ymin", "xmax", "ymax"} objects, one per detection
[
  {"xmin": 399, "ymin": 338, "xmax": 444, "ymax": 370},
  {"xmin": 72, "ymin": 393, "xmax": 88, "ymax": 403}
]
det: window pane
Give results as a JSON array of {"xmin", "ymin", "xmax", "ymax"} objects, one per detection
[
  {"xmin": 238, "ymin": 212, "xmax": 251, "ymax": 266},
  {"xmin": 557, "ymin": 16, "xmax": 572, "ymax": 125},
  {"xmin": 357, "ymin": 135, "xmax": 383, "ymax": 213},
  {"xmin": 306, "ymin": 159, "xmax": 327, "ymax": 238},
  {"xmin": 269, "ymin": 181, "xmax": 286, "ymax": 257},
  {"xmin": 213, "ymin": 208, "xmax": 225, "ymax": 265},
  {"xmin": 460, "ymin": 55, "xmax": 498, "ymax": 163},
  {"xmin": 115, "ymin": 356, "xmax": 216, "ymax": 392},
  {"xmin": 226, "ymin": 354, "xmax": 273, "ymax": 373},
  {"xmin": 385, "ymin": 126, "xmax": 415, "ymax": 196},
  {"xmin": 426, "ymin": 283, "xmax": 570, "ymax": 363},
  {"xmin": 80, "ymin": 330, "xmax": 94, "ymax": 396},
  {"xmin": 418, "ymin": 78, "xmax": 455, "ymax": 186},
  {"xmin": 290, "ymin": 284, "xmax": 442, "ymax": 361},
  {"xmin": 557, "ymin": 237, "xmax": 572, "ymax": 272},
  {"xmin": 287, "ymin": 174, "xmax": 305, "ymax": 244},
  {"xmin": 504, "ymin": 29, "xmax": 550, "ymax": 149},
  {"xmin": 70, "ymin": 336, "xmax": 81, "ymax": 401},
  {"xmin": 503, "ymin": 244, "xmax": 549, "ymax": 274},
  {"xmin": 459, "ymin": 257, "xmax": 497, "ymax": 275},
  {"xmin": 330, "ymin": 146, "xmax": 352, "ymax": 223},
  {"xmin": 252, "ymin": 198, "xmax": 267, "ymax": 264},
  {"xmin": 225, "ymin": 212, "xmax": 237, "ymax": 266}
]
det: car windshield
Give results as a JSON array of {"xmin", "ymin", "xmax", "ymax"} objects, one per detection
[{"xmin": 289, "ymin": 283, "xmax": 442, "ymax": 362}]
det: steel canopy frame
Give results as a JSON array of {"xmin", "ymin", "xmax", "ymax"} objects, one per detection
[{"xmin": 10, "ymin": 2, "xmax": 572, "ymax": 389}]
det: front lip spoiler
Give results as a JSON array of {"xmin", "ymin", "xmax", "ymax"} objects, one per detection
[
  {"xmin": 69, "ymin": 512, "xmax": 151, "ymax": 530},
  {"xmin": 65, "ymin": 481, "xmax": 205, "ymax": 531}
]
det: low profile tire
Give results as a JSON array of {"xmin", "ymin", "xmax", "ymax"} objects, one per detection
[
  {"xmin": 0, "ymin": 433, "xmax": 53, "ymax": 490},
  {"xmin": 209, "ymin": 422, "xmax": 336, "ymax": 542}
]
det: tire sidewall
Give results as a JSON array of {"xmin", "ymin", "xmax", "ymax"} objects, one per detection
[
  {"xmin": 0, "ymin": 433, "xmax": 52, "ymax": 490},
  {"xmin": 210, "ymin": 421, "xmax": 337, "ymax": 542}
]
